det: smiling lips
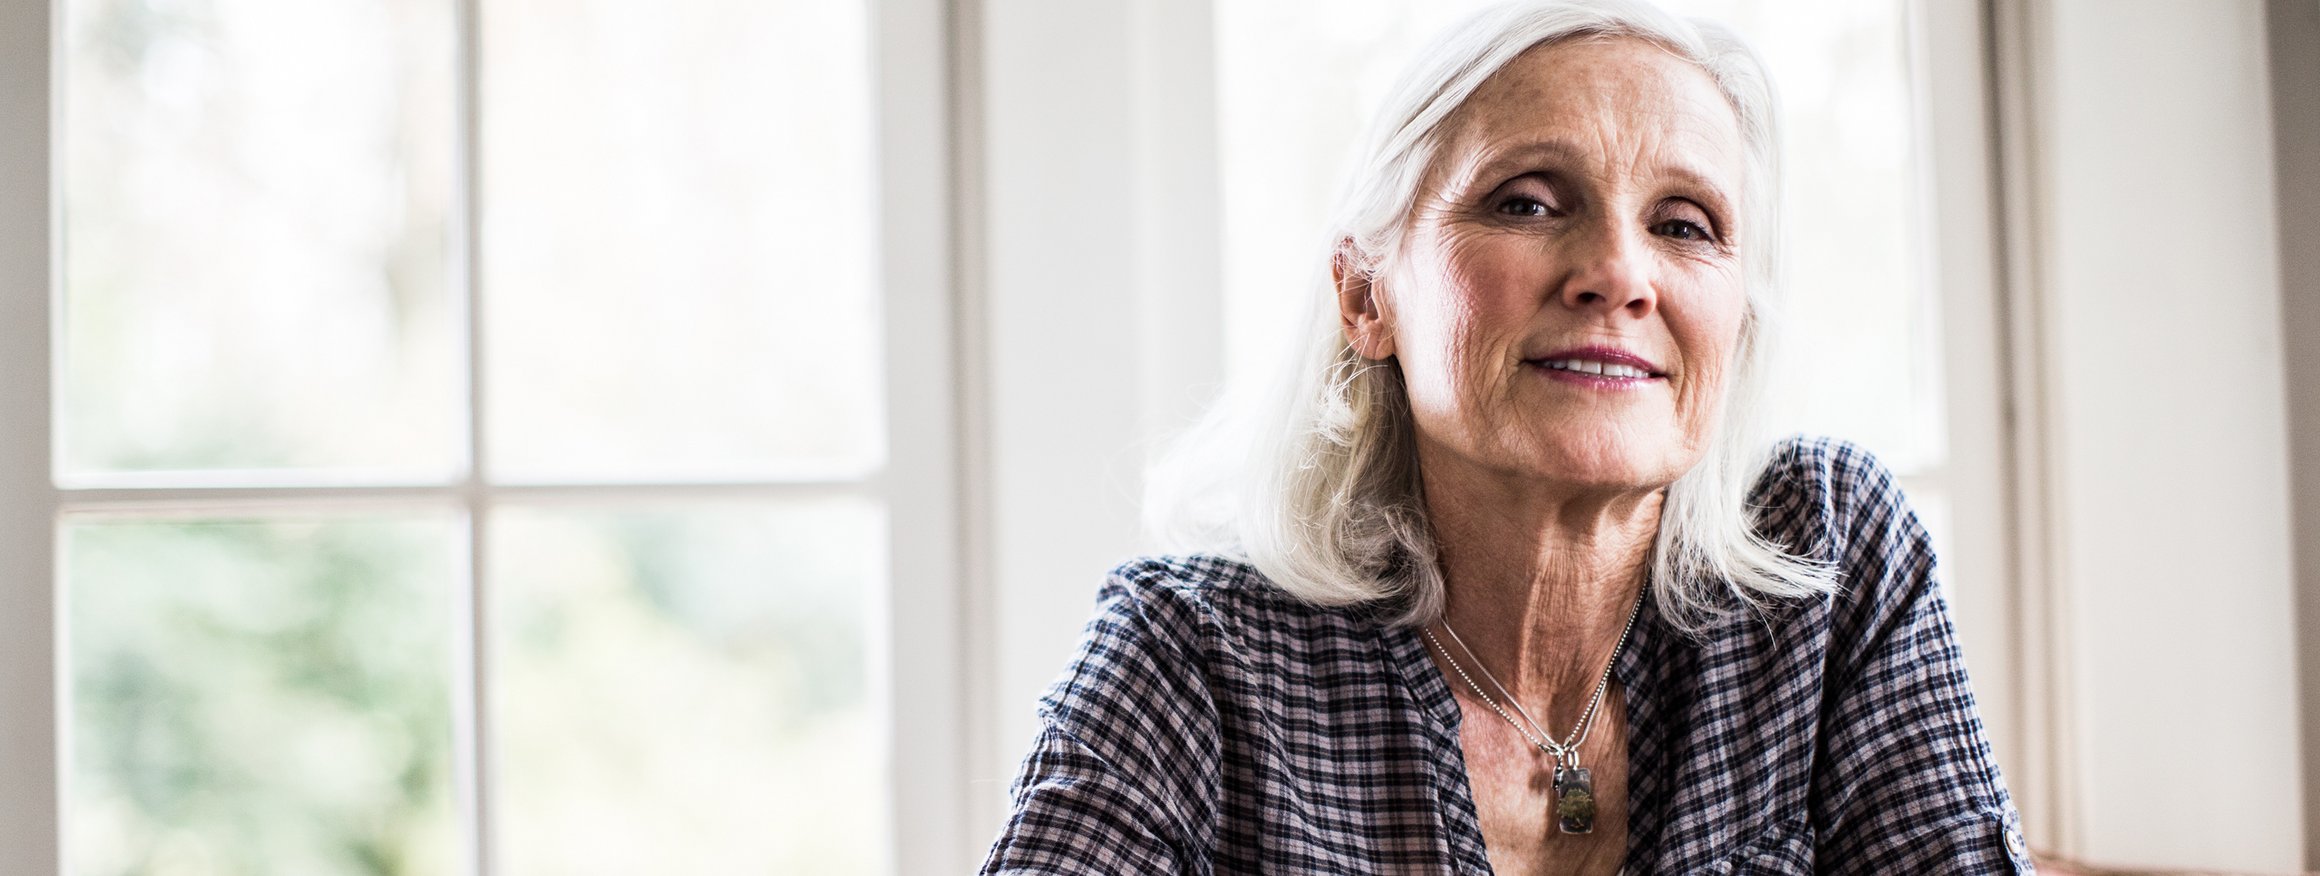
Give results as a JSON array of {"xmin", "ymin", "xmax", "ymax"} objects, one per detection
[{"xmin": 1525, "ymin": 346, "xmax": 1666, "ymax": 385}]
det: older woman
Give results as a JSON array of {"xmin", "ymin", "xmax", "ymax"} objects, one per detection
[{"xmin": 980, "ymin": 1, "xmax": 2029, "ymax": 873}]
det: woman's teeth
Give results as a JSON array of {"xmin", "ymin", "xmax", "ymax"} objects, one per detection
[{"xmin": 1539, "ymin": 359, "xmax": 1652, "ymax": 379}]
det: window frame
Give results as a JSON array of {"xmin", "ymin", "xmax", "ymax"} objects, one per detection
[{"xmin": 0, "ymin": 0, "xmax": 967, "ymax": 872}]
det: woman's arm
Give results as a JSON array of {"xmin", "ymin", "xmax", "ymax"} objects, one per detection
[
  {"xmin": 978, "ymin": 574, "xmax": 1221, "ymax": 875},
  {"xmin": 1803, "ymin": 444, "xmax": 2035, "ymax": 874}
]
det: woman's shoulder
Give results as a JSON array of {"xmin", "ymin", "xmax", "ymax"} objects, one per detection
[
  {"xmin": 1753, "ymin": 434, "xmax": 1908, "ymax": 509},
  {"xmin": 1041, "ymin": 553, "xmax": 1406, "ymax": 730},
  {"xmin": 1105, "ymin": 552, "xmax": 1274, "ymax": 601},
  {"xmin": 1748, "ymin": 436, "xmax": 1942, "ymax": 659},
  {"xmin": 1750, "ymin": 434, "xmax": 1920, "ymax": 564},
  {"xmin": 1093, "ymin": 553, "xmax": 1385, "ymax": 644}
]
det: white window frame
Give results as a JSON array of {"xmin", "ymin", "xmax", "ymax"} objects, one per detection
[{"xmin": 0, "ymin": 0, "xmax": 969, "ymax": 872}]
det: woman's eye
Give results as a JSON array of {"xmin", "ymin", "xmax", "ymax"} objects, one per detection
[
  {"xmin": 1651, "ymin": 218, "xmax": 1713, "ymax": 241},
  {"xmin": 1498, "ymin": 197, "xmax": 1552, "ymax": 217}
]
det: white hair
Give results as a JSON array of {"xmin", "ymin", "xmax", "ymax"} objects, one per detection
[{"xmin": 1146, "ymin": 0, "xmax": 1837, "ymax": 634}]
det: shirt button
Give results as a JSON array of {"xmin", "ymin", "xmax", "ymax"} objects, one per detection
[{"xmin": 2004, "ymin": 828, "xmax": 2028, "ymax": 857}]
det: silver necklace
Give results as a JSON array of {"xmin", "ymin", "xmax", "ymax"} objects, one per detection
[{"xmin": 1422, "ymin": 586, "xmax": 1645, "ymax": 836}]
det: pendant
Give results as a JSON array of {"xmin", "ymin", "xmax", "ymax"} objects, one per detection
[{"xmin": 1552, "ymin": 765, "xmax": 1596, "ymax": 835}]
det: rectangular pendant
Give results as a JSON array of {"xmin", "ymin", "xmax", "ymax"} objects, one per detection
[{"xmin": 1553, "ymin": 766, "xmax": 1597, "ymax": 835}]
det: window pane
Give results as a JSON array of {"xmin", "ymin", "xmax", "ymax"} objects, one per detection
[
  {"xmin": 66, "ymin": 516, "xmax": 459, "ymax": 876},
  {"xmin": 482, "ymin": 0, "xmax": 882, "ymax": 482},
  {"xmin": 1213, "ymin": 0, "xmax": 1942, "ymax": 473},
  {"xmin": 60, "ymin": 0, "xmax": 459, "ymax": 480},
  {"xmin": 488, "ymin": 500, "xmax": 883, "ymax": 873},
  {"xmin": 1214, "ymin": 1, "xmax": 1494, "ymax": 386}
]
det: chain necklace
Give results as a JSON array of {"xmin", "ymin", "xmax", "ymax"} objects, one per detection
[{"xmin": 1422, "ymin": 585, "xmax": 1645, "ymax": 836}]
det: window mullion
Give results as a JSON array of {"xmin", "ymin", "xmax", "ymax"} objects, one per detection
[
  {"xmin": 453, "ymin": 0, "xmax": 490, "ymax": 870},
  {"xmin": 49, "ymin": 479, "xmax": 882, "ymax": 518}
]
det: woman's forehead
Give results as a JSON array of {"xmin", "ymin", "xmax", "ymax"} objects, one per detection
[{"xmin": 1436, "ymin": 37, "xmax": 1746, "ymax": 190}]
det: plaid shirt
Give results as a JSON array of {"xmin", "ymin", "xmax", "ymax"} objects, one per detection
[{"xmin": 980, "ymin": 437, "xmax": 2034, "ymax": 874}]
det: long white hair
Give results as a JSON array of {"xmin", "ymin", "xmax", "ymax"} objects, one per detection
[{"xmin": 1146, "ymin": 0, "xmax": 1837, "ymax": 634}]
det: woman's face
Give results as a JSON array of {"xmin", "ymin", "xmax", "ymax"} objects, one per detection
[{"xmin": 1342, "ymin": 36, "xmax": 1752, "ymax": 495}]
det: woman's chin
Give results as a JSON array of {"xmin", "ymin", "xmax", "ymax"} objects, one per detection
[{"xmin": 1522, "ymin": 443, "xmax": 1687, "ymax": 493}]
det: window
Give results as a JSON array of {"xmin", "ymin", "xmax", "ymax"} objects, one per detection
[{"xmin": 14, "ymin": 0, "xmax": 960, "ymax": 872}]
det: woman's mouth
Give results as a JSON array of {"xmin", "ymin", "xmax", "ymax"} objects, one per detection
[
  {"xmin": 1533, "ymin": 358, "xmax": 1656, "ymax": 379},
  {"xmin": 1524, "ymin": 346, "xmax": 1667, "ymax": 387}
]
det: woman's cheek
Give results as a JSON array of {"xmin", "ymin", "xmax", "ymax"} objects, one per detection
[
  {"xmin": 1684, "ymin": 360, "xmax": 1728, "ymax": 452},
  {"xmin": 1392, "ymin": 263, "xmax": 1491, "ymax": 401},
  {"xmin": 1397, "ymin": 313, "xmax": 1474, "ymax": 423},
  {"xmin": 1678, "ymin": 319, "xmax": 1743, "ymax": 451}
]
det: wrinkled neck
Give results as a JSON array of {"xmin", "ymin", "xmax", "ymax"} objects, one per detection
[{"xmin": 1422, "ymin": 463, "xmax": 1659, "ymax": 721}]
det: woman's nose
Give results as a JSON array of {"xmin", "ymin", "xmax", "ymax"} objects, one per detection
[{"xmin": 1555, "ymin": 222, "xmax": 1658, "ymax": 317}]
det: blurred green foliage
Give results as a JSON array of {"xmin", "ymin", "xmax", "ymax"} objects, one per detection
[
  {"xmin": 68, "ymin": 506, "xmax": 879, "ymax": 875},
  {"xmin": 489, "ymin": 506, "xmax": 876, "ymax": 874},
  {"xmin": 69, "ymin": 519, "xmax": 457, "ymax": 876}
]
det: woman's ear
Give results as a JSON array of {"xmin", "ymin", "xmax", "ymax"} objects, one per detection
[{"xmin": 1334, "ymin": 244, "xmax": 1396, "ymax": 361}]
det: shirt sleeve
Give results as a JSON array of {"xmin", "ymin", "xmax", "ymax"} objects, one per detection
[
  {"xmin": 978, "ymin": 572, "xmax": 1221, "ymax": 876},
  {"xmin": 1804, "ymin": 445, "xmax": 2037, "ymax": 874}
]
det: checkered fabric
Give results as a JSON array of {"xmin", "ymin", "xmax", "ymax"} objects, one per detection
[{"xmin": 979, "ymin": 437, "xmax": 2034, "ymax": 874}]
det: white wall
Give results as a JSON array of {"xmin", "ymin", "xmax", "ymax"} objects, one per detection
[
  {"xmin": 2031, "ymin": 0, "xmax": 2303, "ymax": 868},
  {"xmin": 972, "ymin": 0, "xmax": 1149, "ymax": 829},
  {"xmin": 965, "ymin": 0, "xmax": 1224, "ymax": 856}
]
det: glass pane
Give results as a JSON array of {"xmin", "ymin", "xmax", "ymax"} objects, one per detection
[
  {"xmin": 1214, "ymin": 1, "xmax": 1494, "ymax": 386},
  {"xmin": 1214, "ymin": 0, "xmax": 1942, "ymax": 473},
  {"xmin": 482, "ymin": 0, "xmax": 882, "ymax": 482},
  {"xmin": 60, "ymin": 0, "xmax": 459, "ymax": 480},
  {"xmin": 488, "ymin": 500, "xmax": 883, "ymax": 873},
  {"xmin": 66, "ymin": 516, "xmax": 458, "ymax": 876}
]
